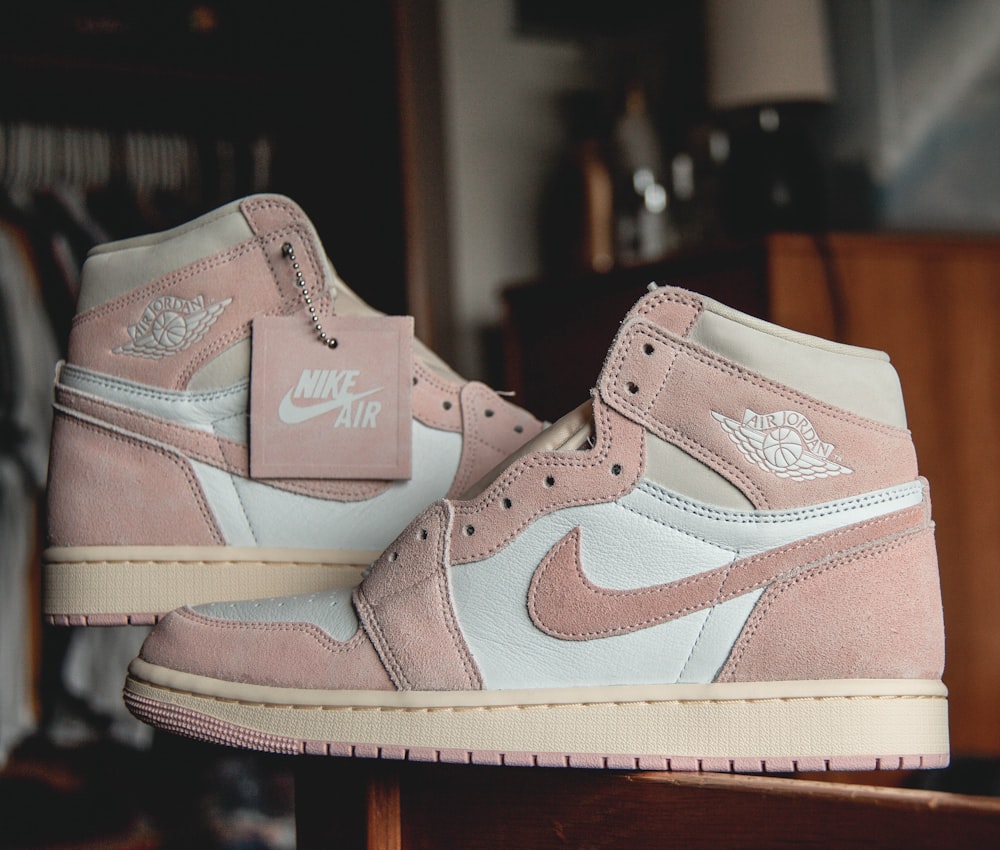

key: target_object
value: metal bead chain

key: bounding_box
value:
[281,242,338,349]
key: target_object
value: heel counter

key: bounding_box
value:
[717,520,945,683]
[46,407,224,548]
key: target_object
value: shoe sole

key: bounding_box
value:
[43,546,375,625]
[123,659,949,772]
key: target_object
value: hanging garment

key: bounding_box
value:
[0,219,58,766]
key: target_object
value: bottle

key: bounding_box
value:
[612,80,679,265]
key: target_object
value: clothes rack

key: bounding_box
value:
[0,119,274,767]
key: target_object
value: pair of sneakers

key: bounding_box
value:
[46,194,949,772]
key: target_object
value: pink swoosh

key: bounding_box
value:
[277,387,382,424]
[527,505,926,641]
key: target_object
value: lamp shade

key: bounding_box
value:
[706,0,835,109]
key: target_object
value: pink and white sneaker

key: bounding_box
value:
[123,285,949,772]
[44,195,543,626]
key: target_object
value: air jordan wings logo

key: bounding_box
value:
[713,408,853,480]
[114,294,231,359]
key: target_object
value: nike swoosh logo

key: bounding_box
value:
[277,387,382,424]
[527,505,925,641]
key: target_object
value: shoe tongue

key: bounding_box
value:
[532,399,593,452]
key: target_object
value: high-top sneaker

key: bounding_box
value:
[123,285,948,772]
[44,195,543,625]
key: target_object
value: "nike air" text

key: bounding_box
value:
[278,368,384,428]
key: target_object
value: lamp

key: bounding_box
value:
[705,0,836,235]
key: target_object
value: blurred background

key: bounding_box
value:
[1,1,998,847]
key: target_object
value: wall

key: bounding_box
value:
[827,0,1000,232]
[438,0,596,380]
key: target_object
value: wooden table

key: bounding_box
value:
[295,759,1000,849]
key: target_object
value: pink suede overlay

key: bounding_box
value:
[628,286,704,334]
[527,503,928,640]
[448,382,546,498]
[448,397,647,565]
[411,356,543,496]
[354,504,482,691]
[240,196,320,245]
[53,383,391,502]
[411,360,464,432]
[46,408,224,547]
[138,607,394,690]
[599,320,918,509]
[717,521,945,683]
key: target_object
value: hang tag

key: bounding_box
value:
[250,315,413,479]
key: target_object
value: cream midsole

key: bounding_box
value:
[43,546,375,614]
[44,545,380,565]
[126,660,949,758]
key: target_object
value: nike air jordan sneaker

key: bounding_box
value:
[123,285,949,772]
[44,195,543,625]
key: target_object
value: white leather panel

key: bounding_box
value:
[192,424,462,550]
[624,478,925,557]
[195,587,360,641]
[60,363,247,434]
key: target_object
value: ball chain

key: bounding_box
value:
[281,242,338,349]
